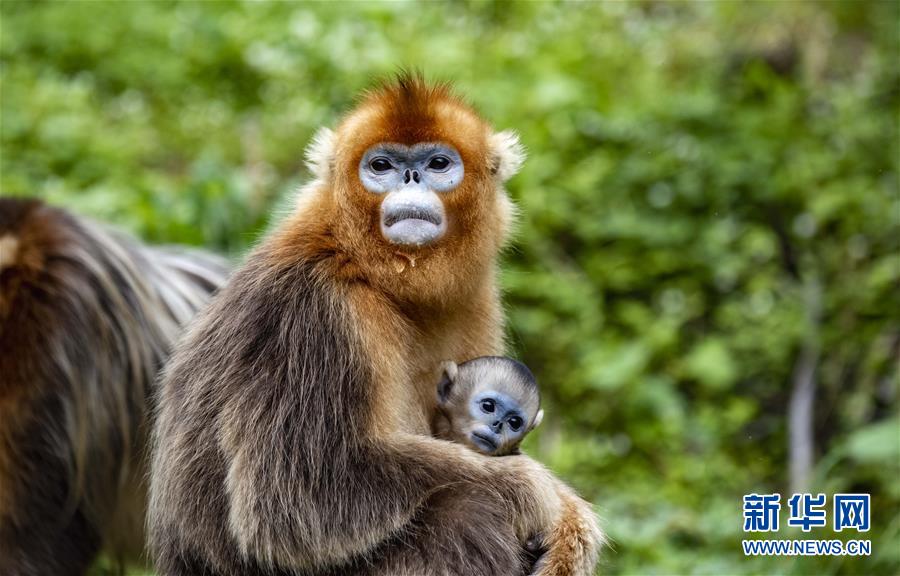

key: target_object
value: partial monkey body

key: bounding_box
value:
[0,197,228,576]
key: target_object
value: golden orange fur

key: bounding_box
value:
[273,75,515,309]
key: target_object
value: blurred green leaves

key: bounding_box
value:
[682,338,738,391]
[843,418,900,468]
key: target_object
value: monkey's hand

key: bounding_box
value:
[378,435,602,576]
[527,483,604,576]
[487,456,603,575]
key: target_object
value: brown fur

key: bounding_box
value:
[149,74,602,576]
[0,197,229,575]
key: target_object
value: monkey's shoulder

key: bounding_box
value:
[165,252,367,400]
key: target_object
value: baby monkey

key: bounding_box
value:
[434,356,543,456]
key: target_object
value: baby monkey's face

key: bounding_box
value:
[437,358,543,456]
[463,388,536,455]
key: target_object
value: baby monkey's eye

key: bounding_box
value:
[427,156,451,171]
[370,157,393,172]
[480,399,495,413]
[508,416,523,431]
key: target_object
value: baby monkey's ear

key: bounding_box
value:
[531,409,544,430]
[437,361,459,404]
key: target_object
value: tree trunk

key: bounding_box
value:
[788,275,822,494]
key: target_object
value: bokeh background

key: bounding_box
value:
[2,1,898,574]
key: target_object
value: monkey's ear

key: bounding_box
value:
[531,409,544,430]
[489,130,526,182]
[304,127,336,180]
[437,361,458,404]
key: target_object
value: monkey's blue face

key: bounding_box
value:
[359,143,464,248]
[467,390,529,455]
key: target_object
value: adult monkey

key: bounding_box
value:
[150,75,603,576]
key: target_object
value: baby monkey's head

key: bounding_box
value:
[437,356,543,456]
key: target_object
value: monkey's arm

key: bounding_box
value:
[220,399,566,572]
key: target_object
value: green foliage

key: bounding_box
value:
[2,1,897,574]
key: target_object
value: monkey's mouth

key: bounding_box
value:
[470,431,498,454]
[383,207,441,228]
[380,203,447,248]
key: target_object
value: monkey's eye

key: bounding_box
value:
[369,157,393,172]
[427,156,451,171]
[508,416,523,431]
[480,399,495,413]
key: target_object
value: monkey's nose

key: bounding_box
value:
[491,421,503,433]
[403,169,421,184]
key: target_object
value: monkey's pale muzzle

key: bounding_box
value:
[380,187,447,247]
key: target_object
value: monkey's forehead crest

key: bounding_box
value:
[339,75,490,156]
[301,75,526,189]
